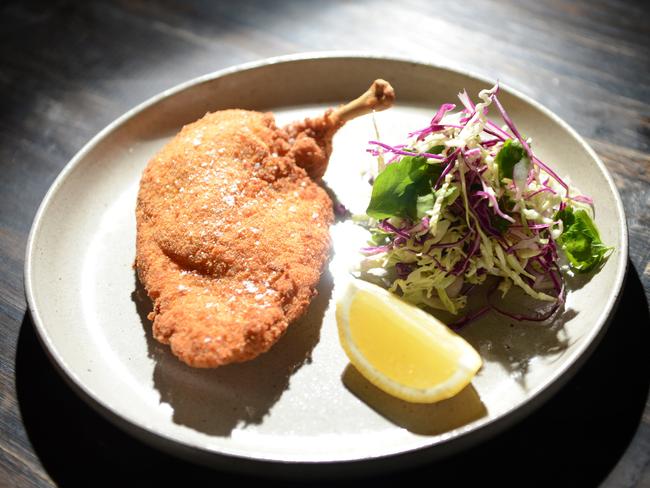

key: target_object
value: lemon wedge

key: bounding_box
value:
[336,278,482,404]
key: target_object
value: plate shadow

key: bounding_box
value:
[438,283,574,389]
[131,268,333,436]
[342,365,487,435]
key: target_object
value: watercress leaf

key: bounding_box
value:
[556,208,611,272]
[427,144,446,154]
[425,163,444,189]
[367,156,443,220]
[555,208,575,228]
[416,193,434,219]
[496,139,526,180]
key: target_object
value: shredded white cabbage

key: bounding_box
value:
[357,84,600,317]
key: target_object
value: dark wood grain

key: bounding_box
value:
[1,1,648,486]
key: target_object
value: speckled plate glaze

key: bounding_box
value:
[25,54,627,477]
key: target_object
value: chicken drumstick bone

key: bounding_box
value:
[286,79,395,180]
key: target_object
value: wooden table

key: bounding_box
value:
[2,1,648,486]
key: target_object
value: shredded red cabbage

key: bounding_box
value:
[359,82,599,326]
[367,141,444,161]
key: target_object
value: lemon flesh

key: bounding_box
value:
[337,279,482,403]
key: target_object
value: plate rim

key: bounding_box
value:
[24,51,629,471]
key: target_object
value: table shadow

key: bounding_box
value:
[14,261,649,487]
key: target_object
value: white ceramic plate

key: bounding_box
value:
[25,54,627,475]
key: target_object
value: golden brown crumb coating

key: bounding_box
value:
[135,110,333,367]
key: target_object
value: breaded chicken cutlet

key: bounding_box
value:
[135,80,395,367]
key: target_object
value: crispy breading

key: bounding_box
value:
[135,80,394,367]
[136,110,333,367]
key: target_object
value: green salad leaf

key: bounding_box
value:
[415,193,435,219]
[428,144,446,154]
[366,155,443,220]
[556,208,612,272]
[496,139,526,180]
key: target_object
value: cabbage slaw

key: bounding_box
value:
[357,83,611,326]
